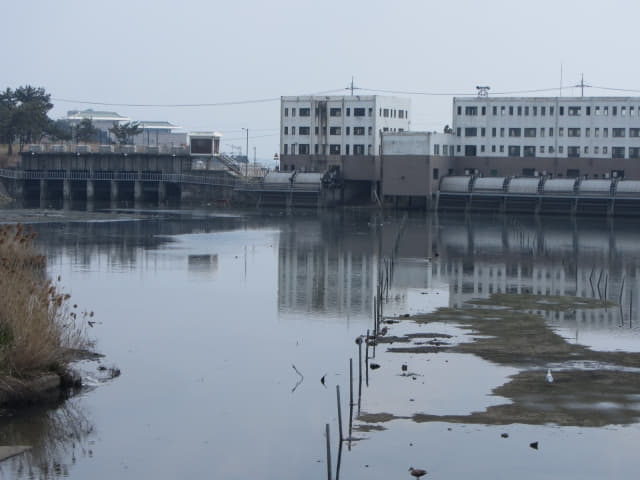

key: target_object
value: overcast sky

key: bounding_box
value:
[3,0,638,163]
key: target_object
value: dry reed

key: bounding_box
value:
[0,223,90,378]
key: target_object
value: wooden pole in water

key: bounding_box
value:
[349,358,354,443]
[604,274,608,305]
[325,423,332,480]
[365,329,370,386]
[630,289,633,326]
[336,385,343,442]
[619,276,626,304]
[358,337,362,414]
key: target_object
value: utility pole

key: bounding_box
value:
[242,128,249,177]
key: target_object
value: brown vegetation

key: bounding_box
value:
[0,224,90,380]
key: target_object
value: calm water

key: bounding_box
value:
[2,208,640,479]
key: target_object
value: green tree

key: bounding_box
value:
[109,121,141,145]
[75,118,98,143]
[0,86,53,153]
[47,119,72,142]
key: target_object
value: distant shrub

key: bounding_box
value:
[0,223,90,377]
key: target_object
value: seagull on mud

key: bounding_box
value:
[546,368,554,384]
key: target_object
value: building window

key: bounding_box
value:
[595,128,600,137]
[481,128,486,137]
[595,106,601,115]
[559,106,564,115]
[568,106,581,116]
[509,106,514,115]
[456,145,461,153]
[558,146,564,154]
[465,106,478,115]
[549,146,554,153]
[368,126,373,135]
[541,106,546,116]
[465,127,477,137]
[346,127,350,135]
[603,128,608,137]
[299,126,310,135]
[501,106,506,115]
[568,146,580,157]
[584,146,589,154]
[525,106,529,116]
[292,108,296,117]
[524,128,536,137]
[353,127,365,136]
[585,128,590,137]
[630,147,640,158]
[533,106,538,116]
[594,146,600,154]
[298,144,309,154]
[540,128,545,137]
[612,146,625,158]
[291,126,296,135]
[368,108,373,117]
[284,108,289,117]
[508,128,521,137]
[353,108,365,117]
[559,127,564,137]
[500,127,505,137]
[314,126,319,135]
[443,145,448,155]
[508,145,521,156]
[457,106,462,115]
[630,128,640,137]
[480,145,485,153]
[314,144,319,154]
[346,108,350,116]
[549,128,554,136]
[613,106,618,116]
[586,106,591,115]
[550,106,555,115]
[299,108,310,117]
[523,146,536,157]
[604,106,609,116]
[345,144,350,155]
[329,127,341,135]
[492,145,496,152]
[603,146,608,154]
[517,106,522,116]
[499,145,505,153]
[465,145,477,156]
[433,168,439,180]
[353,144,365,155]
[481,106,486,115]
[329,144,341,154]
[540,145,545,154]
[568,128,580,137]
[613,128,626,138]
[492,106,497,115]
[434,144,440,155]
[284,126,288,135]
[283,144,288,154]
[330,108,342,117]
[631,106,636,116]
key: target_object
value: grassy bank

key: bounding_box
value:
[0,224,91,403]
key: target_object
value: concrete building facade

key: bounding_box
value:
[451,96,640,178]
[279,95,410,177]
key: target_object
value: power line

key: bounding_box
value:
[51,88,345,108]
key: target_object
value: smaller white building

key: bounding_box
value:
[134,121,187,148]
[280,95,410,157]
[382,131,455,156]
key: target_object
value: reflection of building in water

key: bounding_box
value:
[277,218,378,317]
[429,216,640,328]
[188,254,218,275]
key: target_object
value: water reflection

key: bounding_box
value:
[0,398,94,479]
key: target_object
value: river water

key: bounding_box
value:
[2,208,640,479]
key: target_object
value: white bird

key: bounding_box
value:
[546,368,554,383]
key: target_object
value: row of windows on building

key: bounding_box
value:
[458,144,638,158]
[282,143,373,155]
[283,106,408,119]
[283,126,406,136]
[458,126,640,138]
[457,104,640,117]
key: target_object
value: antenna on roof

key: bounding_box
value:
[346,77,360,96]
[575,73,591,97]
[476,86,490,97]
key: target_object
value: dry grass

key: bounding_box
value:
[0,224,90,378]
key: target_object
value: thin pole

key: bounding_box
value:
[365,329,370,387]
[358,339,362,414]
[348,358,354,442]
[325,424,332,480]
[336,385,343,442]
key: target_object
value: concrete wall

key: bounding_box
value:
[20,153,187,174]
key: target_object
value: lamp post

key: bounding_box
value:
[242,127,249,177]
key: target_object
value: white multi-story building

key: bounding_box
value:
[452,96,640,162]
[280,95,410,159]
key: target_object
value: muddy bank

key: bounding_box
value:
[358,293,640,429]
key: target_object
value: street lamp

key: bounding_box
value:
[241,127,249,177]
